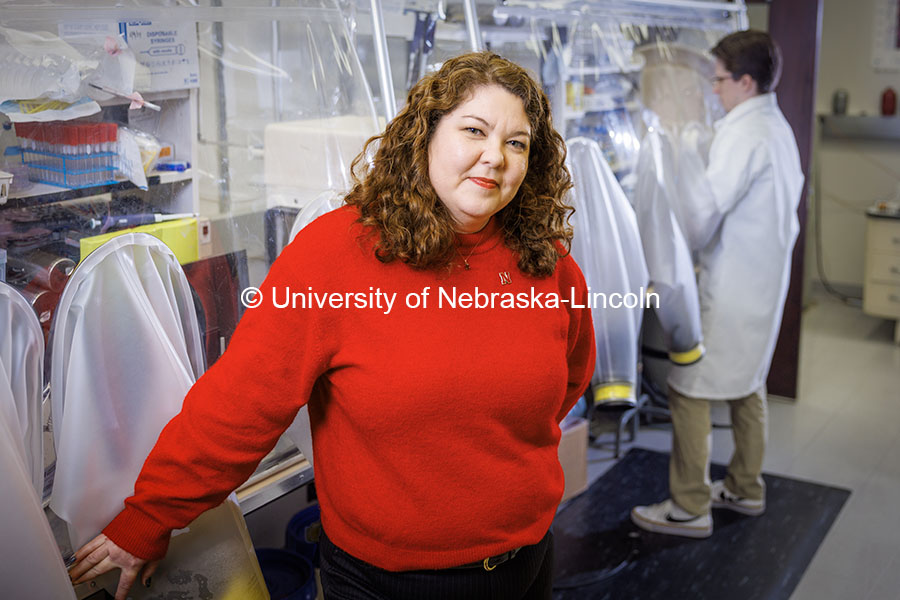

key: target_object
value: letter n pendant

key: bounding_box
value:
[498,271,512,285]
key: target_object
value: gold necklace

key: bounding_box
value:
[456,226,489,270]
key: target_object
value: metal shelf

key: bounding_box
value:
[97,88,190,108]
[494,0,745,29]
[154,168,194,185]
[236,454,314,515]
[567,63,643,76]
[819,115,900,142]
[5,169,193,207]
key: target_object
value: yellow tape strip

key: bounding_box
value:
[669,344,705,365]
[593,383,634,405]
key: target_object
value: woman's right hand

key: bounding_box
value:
[68,533,160,600]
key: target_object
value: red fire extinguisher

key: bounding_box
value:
[881,87,897,116]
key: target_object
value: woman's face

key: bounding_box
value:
[427,85,531,233]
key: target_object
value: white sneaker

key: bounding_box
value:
[710,480,765,516]
[630,499,713,538]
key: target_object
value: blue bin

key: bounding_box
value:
[286,504,321,566]
[255,548,317,600]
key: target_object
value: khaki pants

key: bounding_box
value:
[668,387,767,516]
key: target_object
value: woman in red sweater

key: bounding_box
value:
[69,51,594,600]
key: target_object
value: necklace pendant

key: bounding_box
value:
[463,260,471,270]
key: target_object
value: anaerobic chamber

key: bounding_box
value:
[0,0,383,595]
[0,0,749,594]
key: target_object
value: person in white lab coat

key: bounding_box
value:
[631,30,805,538]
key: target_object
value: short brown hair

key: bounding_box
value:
[345,51,573,277]
[711,30,782,93]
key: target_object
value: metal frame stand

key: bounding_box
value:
[586,388,649,459]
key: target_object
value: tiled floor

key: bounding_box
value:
[580,291,900,600]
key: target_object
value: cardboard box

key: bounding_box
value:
[558,416,589,503]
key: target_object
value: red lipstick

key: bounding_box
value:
[470,177,498,189]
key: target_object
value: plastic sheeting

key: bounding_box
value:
[49,233,205,548]
[289,189,345,243]
[488,2,740,191]
[49,233,268,598]
[566,137,648,406]
[0,26,86,105]
[0,402,76,600]
[634,43,719,137]
[0,281,74,599]
[666,120,718,253]
[0,24,147,122]
[0,281,44,494]
[633,128,704,364]
[192,0,381,215]
[635,42,719,252]
[630,37,720,364]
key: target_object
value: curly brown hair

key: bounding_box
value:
[345,51,573,277]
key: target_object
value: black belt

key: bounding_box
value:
[451,547,521,571]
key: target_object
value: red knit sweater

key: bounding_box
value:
[104,206,595,571]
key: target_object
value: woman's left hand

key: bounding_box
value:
[68,533,159,600]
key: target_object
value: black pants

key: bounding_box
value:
[319,529,554,600]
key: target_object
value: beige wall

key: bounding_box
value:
[812,0,900,290]
[746,4,769,31]
[742,1,899,293]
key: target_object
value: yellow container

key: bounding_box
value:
[80,218,199,265]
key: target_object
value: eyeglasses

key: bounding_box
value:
[710,75,733,85]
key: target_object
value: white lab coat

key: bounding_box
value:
[668,93,804,399]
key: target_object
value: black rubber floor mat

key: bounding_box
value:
[552,447,850,600]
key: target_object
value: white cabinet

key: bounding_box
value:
[863,213,900,343]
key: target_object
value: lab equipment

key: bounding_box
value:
[49,233,268,598]
[88,82,161,111]
[155,159,190,171]
[0,281,75,599]
[0,398,77,600]
[49,233,205,548]
[79,217,199,264]
[6,249,75,292]
[633,127,705,363]
[15,121,118,189]
[566,137,648,406]
[88,211,195,233]
[0,281,45,494]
